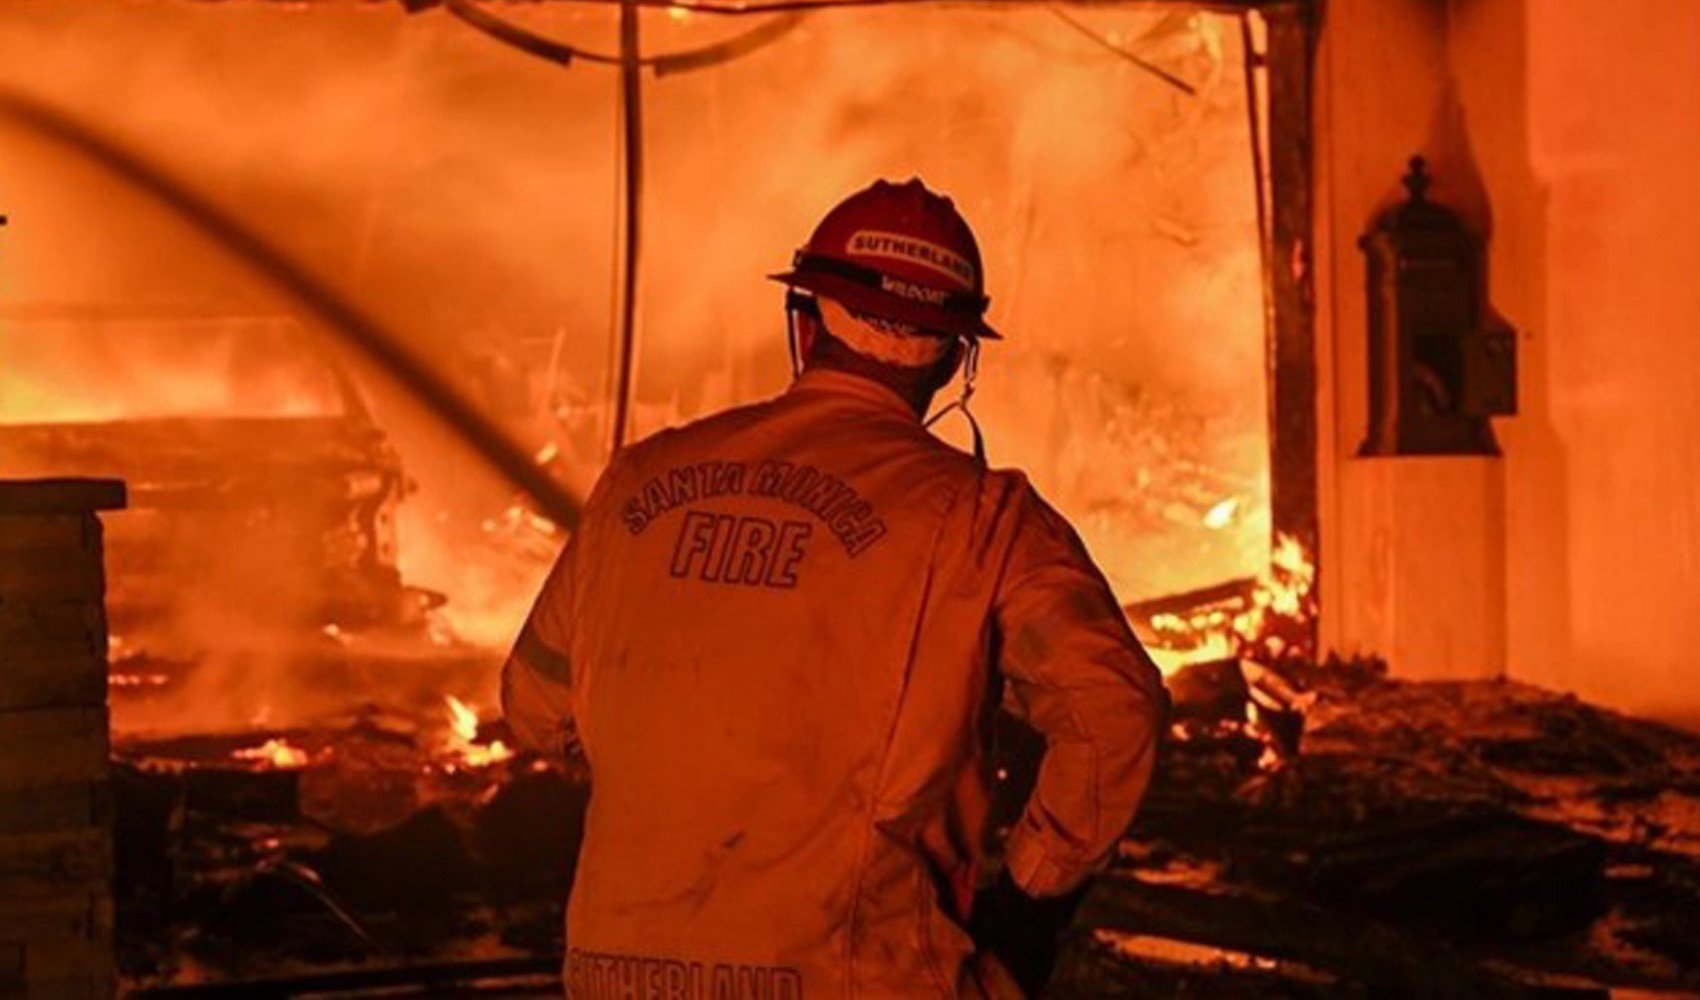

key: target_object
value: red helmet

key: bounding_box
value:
[769,178,1000,340]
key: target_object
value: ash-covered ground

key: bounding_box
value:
[115,659,1700,997]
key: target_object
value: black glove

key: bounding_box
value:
[968,869,1087,997]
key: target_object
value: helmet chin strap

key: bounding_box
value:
[792,294,987,465]
[786,306,803,379]
[924,337,986,465]
[785,291,817,379]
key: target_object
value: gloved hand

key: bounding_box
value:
[967,869,1087,997]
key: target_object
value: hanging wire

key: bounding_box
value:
[1046,5,1196,95]
[444,0,601,64]
[433,0,1213,464]
[1239,11,1276,379]
[427,0,1267,19]
[443,0,805,74]
[439,0,806,455]
[649,11,805,76]
[609,0,643,452]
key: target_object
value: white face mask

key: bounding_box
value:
[817,297,952,369]
[786,294,987,464]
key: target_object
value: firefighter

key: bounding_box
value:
[502,178,1169,998]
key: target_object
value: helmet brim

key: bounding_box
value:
[768,270,1002,341]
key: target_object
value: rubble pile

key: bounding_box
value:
[110,658,1700,996]
[112,707,587,993]
[1056,659,1700,996]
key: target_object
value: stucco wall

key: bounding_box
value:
[1456,0,1700,725]
[1314,0,1510,681]
[1319,0,1700,726]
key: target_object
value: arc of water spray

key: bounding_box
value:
[0,88,583,531]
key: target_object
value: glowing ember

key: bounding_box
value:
[1146,634,1234,677]
[480,503,559,542]
[442,696,514,769]
[446,695,480,742]
[1202,497,1240,530]
[1231,534,1318,661]
[111,673,171,689]
[232,738,310,770]
[1259,534,1317,618]
[426,618,457,648]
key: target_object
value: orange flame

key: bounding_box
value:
[1202,497,1239,530]
[442,696,514,769]
[232,737,310,770]
[1233,534,1317,650]
[446,695,480,742]
[1140,533,1317,674]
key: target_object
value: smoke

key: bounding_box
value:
[0,1,1268,733]
[632,5,1270,597]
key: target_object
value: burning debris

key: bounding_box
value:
[102,646,1700,995]
[979,552,1700,995]
[1134,532,1320,672]
[1097,534,1322,781]
[0,318,508,745]
[441,697,514,772]
[231,739,311,771]
[112,696,587,990]
[0,319,433,632]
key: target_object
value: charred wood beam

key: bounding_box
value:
[1047,6,1197,94]
[441,1,805,76]
[1261,2,1321,638]
[1123,576,1257,625]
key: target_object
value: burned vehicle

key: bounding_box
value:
[0,315,441,661]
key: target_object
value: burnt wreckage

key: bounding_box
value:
[0,325,440,647]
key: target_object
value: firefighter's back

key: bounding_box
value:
[562,370,994,996]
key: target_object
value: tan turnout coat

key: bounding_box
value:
[503,368,1167,997]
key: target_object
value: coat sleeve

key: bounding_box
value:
[991,482,1169,898]
[501,450,635,761]
[500,532,582,764]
